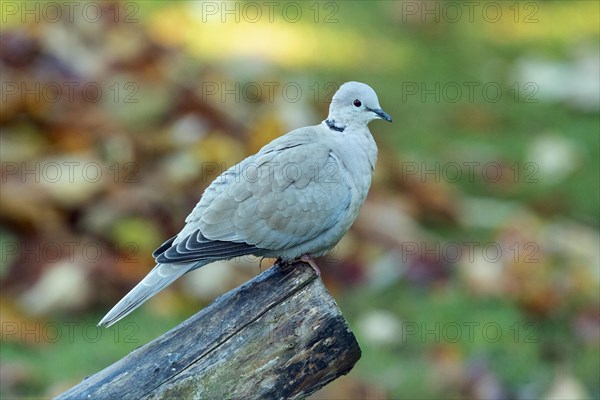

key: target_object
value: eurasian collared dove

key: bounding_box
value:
[99,81,391,327]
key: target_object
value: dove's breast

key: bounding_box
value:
[322,128,378,236]
[329,128,378,203]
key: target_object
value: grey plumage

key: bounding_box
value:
[98,81,391,327]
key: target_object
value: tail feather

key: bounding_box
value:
[98,261,203,327]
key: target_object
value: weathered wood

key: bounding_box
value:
[57,261,361,399]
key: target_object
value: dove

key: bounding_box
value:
[98,81,391,327]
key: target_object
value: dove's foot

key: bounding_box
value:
[276,255,321,276]
[299,254,321,277]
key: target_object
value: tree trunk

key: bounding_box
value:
[56,261,361,399]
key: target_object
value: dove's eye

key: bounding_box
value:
[353,99,362,107]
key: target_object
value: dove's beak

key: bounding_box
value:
[368,107,392,122]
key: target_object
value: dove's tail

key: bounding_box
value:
[98,261,204,327]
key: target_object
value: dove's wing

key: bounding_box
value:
[154,126,353,263]
[153,233,262,263]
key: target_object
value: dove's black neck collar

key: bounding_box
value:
[325,119,345,132]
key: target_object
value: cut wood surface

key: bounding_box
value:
[57,261,362,399]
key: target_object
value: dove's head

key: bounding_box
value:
[327,81,392,128]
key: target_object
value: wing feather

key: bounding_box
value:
[155,230,260,263]
[152,126,352,263]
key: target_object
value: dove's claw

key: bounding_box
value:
[299,254,321,277]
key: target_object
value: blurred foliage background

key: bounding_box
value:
[1,1,598,399]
